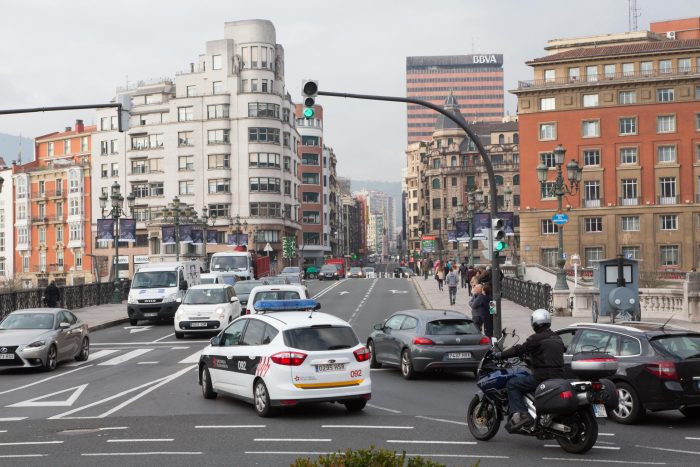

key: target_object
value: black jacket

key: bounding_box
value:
[44,284,60,306]
[500,328,566,381]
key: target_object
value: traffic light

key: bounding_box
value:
[352,253,357,260]
[480,228,492,261]
[492,218,507,252]
[117,94,131,132]
[301,80,318,119]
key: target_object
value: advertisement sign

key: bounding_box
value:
[207,230,218,244]
[420,235,437,253]
[447,230,456,242]
[472,213,491,239]
[119,219,136,242]
[179,224,193,243]
[227,233,249,246]
[455,220,469,241]
[134,255,150,264]
[161,226,176,245]
[97,219,114,241]
[191,229,203,245]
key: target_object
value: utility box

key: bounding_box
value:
[593,257,640,319]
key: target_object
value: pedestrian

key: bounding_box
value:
[471,269,482,291]
[446,266,459,305]
[469,284,484,332]
[459,261,468,288]
[479,267,492,287]
[480,284,494,338]
[466,265,476,296]
[423,258,430,280]
[44,280,60,308]
[436,266,445,291]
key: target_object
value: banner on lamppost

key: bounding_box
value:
[238,233,249,246]
[179,224,193,243]
[447,230,456,242]
[498,211,515,236]
[97,219,114,241]
[455,220,470,241]
[472,213,491,239]
[227,233,249,246]
[207,230,218,244]
[191,229,204,245]
[162,226,176,245]
[119,219,136,242]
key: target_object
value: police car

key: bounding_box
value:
[198,299,371,417]
[244,284,309,315]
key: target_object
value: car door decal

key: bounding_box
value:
[203,354,261,375]
[256,356,271,377]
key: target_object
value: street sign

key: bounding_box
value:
[626,253,633,260]
[552,213,569,225]
[264,242,273,252]
[563,253,568,260]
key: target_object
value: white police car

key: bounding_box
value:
[198,299,371,417]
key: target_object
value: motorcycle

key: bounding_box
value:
[467,329,619,454]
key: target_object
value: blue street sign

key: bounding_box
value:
[626,253,633,260]
[552,213,569,225]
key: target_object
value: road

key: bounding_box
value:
[1,277,699,466]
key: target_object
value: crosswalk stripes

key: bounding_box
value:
[62,347,203,367]
[98,349,154,366]
[64,349,121,367]
[178,351,202,364]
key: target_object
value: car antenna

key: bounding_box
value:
[659,313,675,331]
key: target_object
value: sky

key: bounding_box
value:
[1,0,699,181]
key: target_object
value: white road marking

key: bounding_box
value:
[137,362,159,365]
[312,281,343,299]
[389,290,408,294]
[107,439,173,443]
[195,425,266,429]
[387,440,476,445]
[92,341,208,346]
[349,278,377,324]
[369,368,392,371]
[178,350,202,364]
[98,349,153,366]
[170,346,189,350]
[98,427,128,430]
[254,438,331,442]
[82,452,201,456]
[636,445,700,455]
[545,444,620,450]
[321,425,413,429]
[338,291,349,295]
[415,415,468,426]
[367,403,401,414]
[0,441,63,446]
[0,417,27,421]
[0,430,6,433]
[64,349,121,367]
[599,433,616,436]
[686,437,700,440]
[543,458,665,465]
[0,366,91,396]
[245,451,334,456]
[152,333,174,342]
[0,454,48,458]
[6,384,88,407]
[408,453,509,459]
[123,325,153,334]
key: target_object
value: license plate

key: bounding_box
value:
[144,313,158,317]
[190,322,208,327]
[447,352,472,359]
[0,354,15,360]
[593,403,607,418]
[316,363,345,372]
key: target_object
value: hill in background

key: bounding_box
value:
[0,133,34,165]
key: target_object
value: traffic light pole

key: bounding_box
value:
[0,103,128,131]
[317,90,503,337]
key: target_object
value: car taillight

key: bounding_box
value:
[559,390,573,399]
[354,347,371,362]
[412,337,435,345]
[591,382,603,392]
[271,351,307,366]
[645,361,678,380]
[479,336,491,345]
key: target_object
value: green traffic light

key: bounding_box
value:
[303,107,315,119]
[495,241,507,252]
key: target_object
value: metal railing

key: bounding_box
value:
[517,66,700,90]
[502,276,552,312]
[0,283,114,321]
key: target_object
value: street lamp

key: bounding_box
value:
[99,181,135,304]
[161,196,199,261]
[536,144,582,290]
[200,206,217,265]
[466,187,483,267]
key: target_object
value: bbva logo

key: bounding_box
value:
[473,55,498,64]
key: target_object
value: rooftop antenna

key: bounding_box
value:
[17,133,22,165]
[628,0,641,32]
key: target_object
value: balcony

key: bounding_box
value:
[583,199,601,208]
[658,196,678,205]
[619,197,639,206]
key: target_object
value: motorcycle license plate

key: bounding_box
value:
[447,352,472,359]
[592,403,607,418]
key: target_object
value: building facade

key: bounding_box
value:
[0,164,13,283]
[14,120,95,287]
[512,19,700,272]
[93,20,301,277]
[406,54,505,143]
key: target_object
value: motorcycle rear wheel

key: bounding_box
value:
[467,394,500,441]
[556,408,598,454]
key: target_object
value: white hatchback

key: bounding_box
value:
[244,284,309,315]
[174,284,241,338]
[198,305,371,416]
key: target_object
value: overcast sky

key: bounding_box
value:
[1,0,698,181]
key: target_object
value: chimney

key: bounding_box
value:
[75,119,84,133]
[190,62,194,72]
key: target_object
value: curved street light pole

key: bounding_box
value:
[99,181,135,304]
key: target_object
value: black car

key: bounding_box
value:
[557,322,700,424]
[368,309,490,379]
[318,264,339,281]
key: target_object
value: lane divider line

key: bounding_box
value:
[0,441,63,446]
[195,425,266,429]
[0,366,91,396]
[543,457,666,465]
[635,444,700,455]
[321,425,413,429]
[253,438,332,442]
[82,452,202,456]
[107,439,174,443]
[367,403,401,414]
[415,415,468,426]
[64,350,121,367]
[387,440,476,445]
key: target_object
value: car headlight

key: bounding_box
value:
[127,295,137,304]
[334,272,338,276]
[174,309,185,320]
[163,293,178,303]
[215,307,226,320]
[26,340,46,348]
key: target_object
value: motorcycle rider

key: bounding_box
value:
[492,309,566,430]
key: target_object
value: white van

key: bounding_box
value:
[127,261,201,325]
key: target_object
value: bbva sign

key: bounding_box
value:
[472,55,499,64]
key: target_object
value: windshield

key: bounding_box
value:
[234,281,264,294]
[363,268,375,273]
[652,335,700,359]
[184,288,227,305]
[200,277,216,284]
[321,266,337,273]
[426,319,479,335]
[283,325,359,351]
[281,267,300,274]
[132,271,178,289]
[0,313,55,330]
[220,275,236,285]
[211,256,248,272]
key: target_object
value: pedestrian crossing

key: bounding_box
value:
[63,346,203,368]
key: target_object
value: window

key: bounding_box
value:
[81,136,88,152]
[604,63,616,78]
[208,178,231,194]
[101,163,108,178]
[540,152,555,168]
[544,69,555,82]
[659,177,677,203]
[659,60,672,74]
[660,214,678,230]
[178,131,194,146]
[302,192,319,203]
[56,225,64,242]
[248,102,280,118]
[301,153,319,165]
[249,177,280,193]
[75,251,82,270]
[283,156,291,172]
[432,198,441,210]
[582,94,598,107]
[255,229,279,243]
[302,135,320,146]
[48,142,54,156]
[622,62,634,76]
[660,245,679,266]
[568,67,580,80]
[179,180,194,195]
[539,123,555,140]
[302,211,320,224]
[621,179,638,204]
[641,61,653,75]
[17,227,28,245]
[619,117,636,135]
[621,246,641,261]
[131,134,163,150]
[302,232,320,245]
[249,152,280,168]
[582,120,600,137]
[178,155,194,171]
[432,158,441,169]
[178,106,194,121]
[186,85,197,97]
[249,127,280,143]
[657,115,676,133]
[69,223,83,242]
[619,91,636,104]
[207,104,229,119]
[212,81,223,94]
[208,203,230,218]
[621,216,640,231]
[584,181,601,207]
[540,181,555,199]
[63,139,70,154]
[657,145,676,163]
[212,54,222,70]
[302,173,319,184]
[207,129,230,144]
[39,227,46,244]
[39,252,46,271]
[584,247,603,267]
[541,248,558,268]
[679,58,692,73]
[584,217,603,232]
[583,149,600,166]
[149,182,163,197]
[69,198,81,216]
[620,147,638,164]
[697,114,700,131]
[540,97,555,110]
[208,154,230,169]
[657,88,675,102]
[111,163,118,177]
[586,65,598,82]
[432,218,441,230]
[56,202,64,218]
[541,219,559,235]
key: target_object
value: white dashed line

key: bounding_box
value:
[636,445,700,455]
[137,362,159,365]
[107,439,173,443]
[82,452,202,456]
[367,403,401,414]
[0,454,48,458]
[415,415,468,426]
[322,425,413,429]
[387,440,476,445]
[0,441,63,446]
[253,439,331,442]
[0,417,27,422]
[543,458,665,465]
[195,425,266,429]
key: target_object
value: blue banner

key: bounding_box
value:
[455,220,469,241]
[207,230,218,244]
[162,226,176,245]
[227,233,249,246]
[119,219,136,242]
[179,224,193,243]
[447,230,456,242]
[97,219,114,241]
[191,229,203,245]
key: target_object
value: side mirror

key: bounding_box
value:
[176,297,182,303]
[210,335,221,346]
[59,322,70,330]
[373,323,384,331]
[314,302,322,310]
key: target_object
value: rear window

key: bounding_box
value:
[283,325,359,351]
[426,319,479,335]
[651,335,700,360]
[255,291,301,301]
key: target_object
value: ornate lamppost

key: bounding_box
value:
[466,187,483,267]
[99,181,135,303]
[536,144,582,290]
[200,206,217,265]
[161,196,198,262]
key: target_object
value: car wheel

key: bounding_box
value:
[344,399,367,412]
[129,318,138,326]
[680,407,700,419]
[254,379,274,417]
[367,340,381,369]
[43,344,58,372]
[175,331,184,339]
[200,365,217,399]
[75,337,90,361]
[611,382,644,424]
[401,348,417,380]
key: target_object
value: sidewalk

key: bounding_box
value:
[411,276,700,337]
[71,302,129,331]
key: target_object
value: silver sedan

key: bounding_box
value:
[0,308,90,371]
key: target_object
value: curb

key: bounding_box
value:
[411,278,432,309]
[88,318,129,332]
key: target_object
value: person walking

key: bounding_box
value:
[423,258,430,280]
[458,262,468,288]
[44,280,61,308]
[446,265,459,305]
[435,264,445,291]
[469,283,484,332]
[480,284,494,338]
[466,265,476,296]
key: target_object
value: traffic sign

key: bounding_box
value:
[552,213,569,225]
[264,242,273,252]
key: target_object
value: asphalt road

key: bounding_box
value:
[1,277,699,466]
